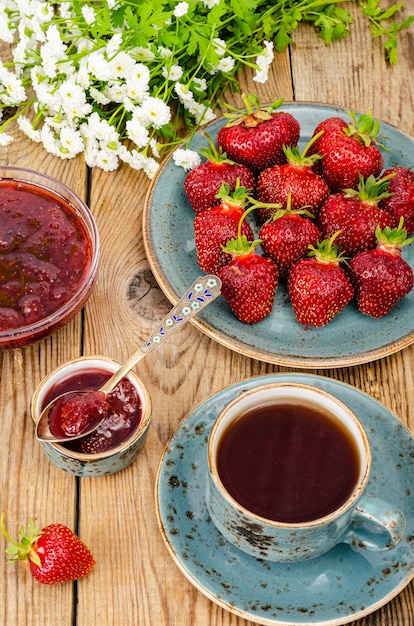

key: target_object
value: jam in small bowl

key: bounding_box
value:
[31,356,152,477]
[0,166,100,350]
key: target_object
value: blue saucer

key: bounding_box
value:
[143,103,414,368]
[156,374,414,626]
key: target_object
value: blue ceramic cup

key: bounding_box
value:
[206,382,406,562]
[31,356,152,477]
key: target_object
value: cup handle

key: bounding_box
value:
[343,494,406,551]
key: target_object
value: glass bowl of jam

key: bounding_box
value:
[0,166,100,350]
[31,356,152,477]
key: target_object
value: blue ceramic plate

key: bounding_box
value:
[143,103,414,368]
[156,374,414,626]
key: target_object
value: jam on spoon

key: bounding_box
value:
[47,390,108,439]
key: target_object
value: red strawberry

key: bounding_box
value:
[194,183,254,274]
[183,133,255,214]
[349,219,414,317]
[1,513,95,585]
[309,111,384,191]
[379,166,414,234]
[256,131,330,222]
[317,174,394,256]
[218,218,278,323]
[259,202,322,279]
[287,234,354,327]
[217,94,300,174]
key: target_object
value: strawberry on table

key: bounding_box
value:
[349,219,414,318]
[287,234,354,327]
[1,513,95,584]
[259,198,322,279]
[309,110,384,192]
[218,213,278,323]
[217,94,300,174]
[317,174,394,257]
[379,166,414,234]
[183,133,255,214]
[256,131,330,222]
[194,182,254,274]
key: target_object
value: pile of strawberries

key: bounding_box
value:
[183,94,414,327]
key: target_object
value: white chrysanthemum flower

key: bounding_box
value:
[40,123,59,155]
[58,78,85,104]
[191,77,207,92]
[87,50,113,81]
[17,116,42,142]
[89,87,111,105]
[128,61,150,83]
[39,54,59,79]
[212,38,226,56]
[84,140,99,167]
[149,138,161,159]
[104,80,128,104]
[192,103,216,124]
[253,40,274,83]
[162,64,183,81]
[96,148,119,171]
[0,13,15,43]
[133,47,155,62]
[0,71,26,104]
[174,82,195,105]
[59,125,85,156]
[59,3,73,19]
[74,66,91,89]
[80,113,119,145]
[0,131,14,147]
[13,38,32,64]
[109,51,136,78]
[36,2,54,23]
[173,148,201,171]
[174,2,189,18]
[140,96,171,128]
[217,56,235,73]
[126,118,150,148]
[126,78,148,102]
[202,0,220,7]
[158,46,173,59]
[77,38,95,55]
[106,33,123,57]
[81,5,96,25]
[45,24,66,52]
[143,156,159,179]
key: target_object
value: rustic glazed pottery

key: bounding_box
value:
[205,382,405,562]
[31,356,151,477]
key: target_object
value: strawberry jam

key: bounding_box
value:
[48,390,108,438]
[42,369,142,454]
[0,179,92,332]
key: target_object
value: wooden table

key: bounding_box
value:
[1,4,413,625]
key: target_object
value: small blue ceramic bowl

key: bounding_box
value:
[31,356,152,477]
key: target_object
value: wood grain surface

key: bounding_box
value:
[1,2,413,625]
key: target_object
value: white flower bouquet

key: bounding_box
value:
[0,0,412,177]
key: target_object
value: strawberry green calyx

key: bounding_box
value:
[215,180,249,207]
[257,192,314,222]
[221,93,285,128]
[221,205,262,256]
[375,217,414,250]
[307,231,346,265]
[200,132,235,164]
[1,512,43,567]
[283,130,324,167]
[344,110,387,149]
[344,173,395,203]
